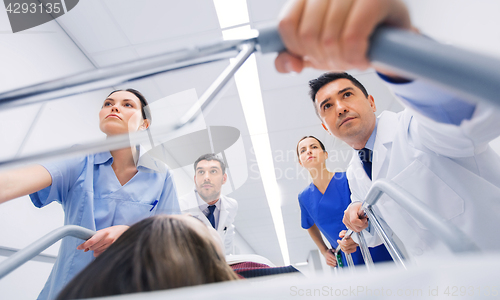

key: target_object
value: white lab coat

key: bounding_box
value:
[347,80,500,262]
[180,190,238,255]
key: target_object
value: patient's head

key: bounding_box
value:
[57,215,239,299]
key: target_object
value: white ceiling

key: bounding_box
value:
[1,0,500,268]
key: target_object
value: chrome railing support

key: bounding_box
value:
[0,225,95,279]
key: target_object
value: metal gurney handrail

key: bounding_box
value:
[0,225,95,279]
[2,26,500,110]
[1,26,500,170]
[339,179,480,270]
[0,41,256,171]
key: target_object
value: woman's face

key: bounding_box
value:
[99,91,149,136]
[297,137,327,168]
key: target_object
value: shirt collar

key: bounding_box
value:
[94,151,113,165]
[195,190,221,211]
[93,145,166,173]
[364,118,379,151]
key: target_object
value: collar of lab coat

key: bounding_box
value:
[195,190,221,212]
[190,190,229,232]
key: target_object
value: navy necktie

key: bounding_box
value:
[207,205,216,228]
[358,148,373,180]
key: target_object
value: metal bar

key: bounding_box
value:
[364,179,479,254]
[0,246,57,264]
[335,229,375,270]
[345,253,355,270]
[176,42,256,128]
[369,28,500,107]
[0,225,95,279]
[335,178,478,269]
[0,26,278,111]
[336,208,407,269]
[335,230,352,254]
[365,207,408,269]
[257,25,500,107]
[0,39,244,110]
[0,125,164,171]
[2,26,500,109]
[0,42,256,171]
[356,231,374,270]
[4,26,497,168]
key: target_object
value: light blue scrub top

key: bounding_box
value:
[30,151,180,300]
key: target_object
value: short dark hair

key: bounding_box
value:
[108,88,152,123]
[309,72,369,105]
[296,135,326,159]
[56,215,239,299]
[194,153,226,174]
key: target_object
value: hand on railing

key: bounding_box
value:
[321,248,338,268]
[337,230,358,254]
[343,202,369,232]
[76,225,129,257]
[274,0,412,73]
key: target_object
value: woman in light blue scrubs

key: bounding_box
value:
[0,89,180,300]
[297,136,392,267]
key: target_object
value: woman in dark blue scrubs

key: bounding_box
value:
[297,136,392,267]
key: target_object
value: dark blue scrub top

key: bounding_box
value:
[298,172,392,265]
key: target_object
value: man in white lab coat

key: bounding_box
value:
[180,153,238,255]
[307,72,500,261]
[273,0,500,262]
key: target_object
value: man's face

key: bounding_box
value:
[194,160,227,203]
[315,78,376,148]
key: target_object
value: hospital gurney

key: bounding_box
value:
[0,25,496,279]
[0,178,478,279]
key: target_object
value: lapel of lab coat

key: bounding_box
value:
[217,195,229,234]
[372,112,399,181]
[184,191,229,233]
[181,191,212,227]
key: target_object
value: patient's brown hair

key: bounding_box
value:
[57,215,239,299]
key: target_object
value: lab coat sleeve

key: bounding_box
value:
[385,79,500,157]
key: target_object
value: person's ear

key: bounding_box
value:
[139,119,150,130]
[222,173,227,185]
[368,95,376,112]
